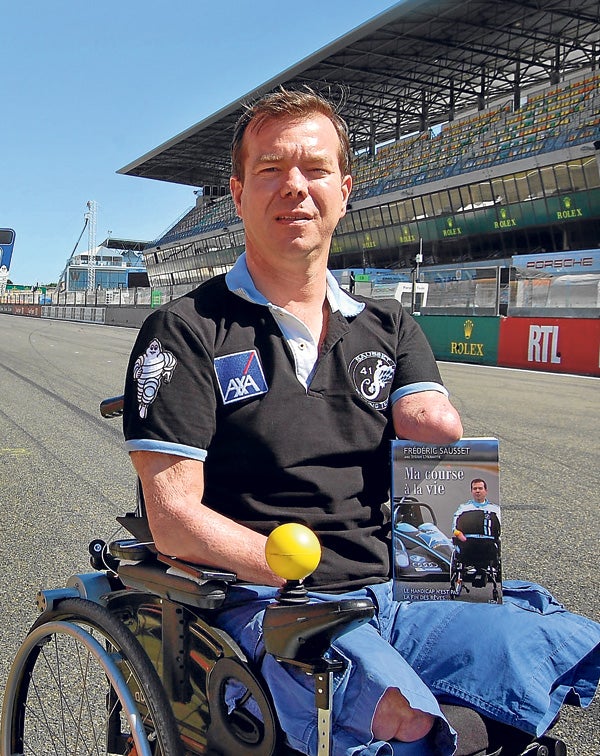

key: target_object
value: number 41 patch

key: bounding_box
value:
[214,350,269,405]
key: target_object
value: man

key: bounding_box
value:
[452,479,501,542]
[451,479,502,601]
[123,88,600,756]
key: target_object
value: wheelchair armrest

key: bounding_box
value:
[108,535,237,610]
[100,395,124,418]
[155,553,237,583]
[117,561,232,610]
[262,598,375,666]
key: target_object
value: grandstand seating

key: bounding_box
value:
[151,72,600,247]
[154,194,239,247]
[351,71,600,199]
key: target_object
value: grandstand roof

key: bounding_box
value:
[100,237,148,252]
[119,0,600,188]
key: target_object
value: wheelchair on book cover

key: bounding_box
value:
[450,510,502,603]
[0,397,567,756]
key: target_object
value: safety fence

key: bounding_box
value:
[1,302,598,377]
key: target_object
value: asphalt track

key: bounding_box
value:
[0,313,598,754]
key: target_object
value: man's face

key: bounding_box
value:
[230,113,351,267]
[471,482,487,503]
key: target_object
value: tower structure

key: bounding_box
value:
[85,200,97,292]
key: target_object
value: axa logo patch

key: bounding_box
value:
[348,351,395,410]
[214,350,268,405]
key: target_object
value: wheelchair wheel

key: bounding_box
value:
[2,598,184,756]
[449,550,463,598]
[206,656,280,755]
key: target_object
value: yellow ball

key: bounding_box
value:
[265,523,322,581]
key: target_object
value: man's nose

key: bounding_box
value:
[281,167,308,197]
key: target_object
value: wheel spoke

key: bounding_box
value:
[2,599,184,756]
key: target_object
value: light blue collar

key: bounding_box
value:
[467,499,490,508]
[225,252,364,317]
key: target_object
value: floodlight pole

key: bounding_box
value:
[86,200,97,293]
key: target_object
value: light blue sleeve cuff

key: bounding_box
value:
[390,382,449,405]
[125,439,208,462]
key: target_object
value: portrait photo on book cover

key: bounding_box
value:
[390,437,501,604]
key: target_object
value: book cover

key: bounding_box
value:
[391,438,501,604]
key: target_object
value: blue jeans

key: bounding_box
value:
[215,580,600,756]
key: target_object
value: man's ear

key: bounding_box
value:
[230,176,243,219]
[340,174,352,217]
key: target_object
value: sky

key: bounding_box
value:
[3,0,397,286]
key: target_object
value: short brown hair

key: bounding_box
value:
[470,478,487,490]
[231,86,352,180]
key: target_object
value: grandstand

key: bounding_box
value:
[117,0,599,318]
[56,237,148,295]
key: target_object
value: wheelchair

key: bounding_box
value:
[450,510,502,604]
[0,397,568,756]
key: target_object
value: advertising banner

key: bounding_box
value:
[417,315,500,365]
[512,249,600,274]
[0,228,16,270]
[498,317,600,376]
[0,304,42,318]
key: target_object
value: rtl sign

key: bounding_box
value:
[498,318,599,376]
[527,325,561,364]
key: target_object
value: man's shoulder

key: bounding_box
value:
[170,275,229,310]
[138,275,264,354]
[149,275,235,322]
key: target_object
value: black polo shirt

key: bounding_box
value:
[123,263,444,592]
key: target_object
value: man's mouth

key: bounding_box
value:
[276,213,311,221]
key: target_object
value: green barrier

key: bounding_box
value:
[416,315,500,365]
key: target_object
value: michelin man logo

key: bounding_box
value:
[348,351,395,410]
[133,338,177,418]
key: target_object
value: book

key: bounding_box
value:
[390,438,501,604]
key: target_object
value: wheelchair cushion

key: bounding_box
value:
[440,704,500,756]
[456,538,499,570]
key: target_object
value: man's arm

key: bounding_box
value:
[392,390,463,443]
[130,450,284,587]
[452,502,469,538]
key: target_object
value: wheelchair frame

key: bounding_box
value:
[450,510,502,604]
[1,524,376,756]
[0,397,569,756]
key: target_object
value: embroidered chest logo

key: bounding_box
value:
[133,338,177,418]
[214,350,268,405]
[348,351,395,410]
